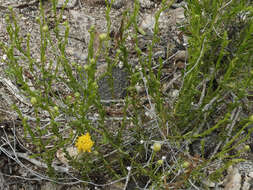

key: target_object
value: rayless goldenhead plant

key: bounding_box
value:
[0,0,253,189]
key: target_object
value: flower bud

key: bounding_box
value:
[31,97,37,105]
[92,82,98,89]
[84,64,90,71]
[118,61,124,69]
[116,49,121,55]
[8,6,13,11]
[89,25,95,32]
[5,15,10,22]
[249,115,253,122]
[244,145,250,151]
[77,65,82,71]
[53,106,59,112]
[152,142,161,152]
[63,21,69,27]
[182,161,190,168]
[35,16,40,23]
[90,58,95,65]
[2,54,7,61]
[99,33,107,41]
[71,62,76,67]
[74,92,80,98]
[157,159,163,165]
[42,25,48,32]
[66,95,72,102]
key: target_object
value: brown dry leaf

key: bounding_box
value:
[175,60,185,69]
[114,17,125,48]
[93,29,101,56]
[174,50,188,61]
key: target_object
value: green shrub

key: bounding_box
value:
[0,0,252,188]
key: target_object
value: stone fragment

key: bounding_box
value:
[69,10,95,44]
[175,50,188,61]
[170,7,185,24]
[171,89,179,99]
[66,47,88,61]
[242,175,251,190]
[202,179,215,188]
[248,171,253,178]
[56,146,78,165]
[139,13,155,35]
[97,64,128,100]
[110,0,125,9]
[106,182,125,190]
[189,132,219,158]
[224,166,242,190]
[41,182,62,190]
[57,0,77,8]
[139,0,154,9]
[158,12,170,30]
[171,1,187,9]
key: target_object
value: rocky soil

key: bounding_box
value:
[0,0,252,189]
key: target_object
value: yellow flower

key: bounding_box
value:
[75,133,94,153]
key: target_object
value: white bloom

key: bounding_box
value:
[2,54,7,60]
[126,166,131,171]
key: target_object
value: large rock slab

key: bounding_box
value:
[97,65,128,100]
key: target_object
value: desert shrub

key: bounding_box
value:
[0,0,252,188]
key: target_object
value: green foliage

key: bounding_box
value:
[0,0,252,188]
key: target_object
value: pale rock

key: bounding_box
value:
[41,182,62,190]
[111,0,125,9]
[139,0,154,9]
[202,179,215,188]
[69,10,95,44]
[66,47,88,61]
[248,171,253,178]
[224,166,242,190]
[97,65,129,100]
[171,89,179,99]
[242,175,250,190]
[170,7,185,24]
[175,50,188,61]
[56,146,78,165]
[107,182,125,190]
[57,0,77,8]
[139,13,155,35]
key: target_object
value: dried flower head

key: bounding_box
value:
[75,133,94,153]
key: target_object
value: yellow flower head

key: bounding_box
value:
[75,133,94,153]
